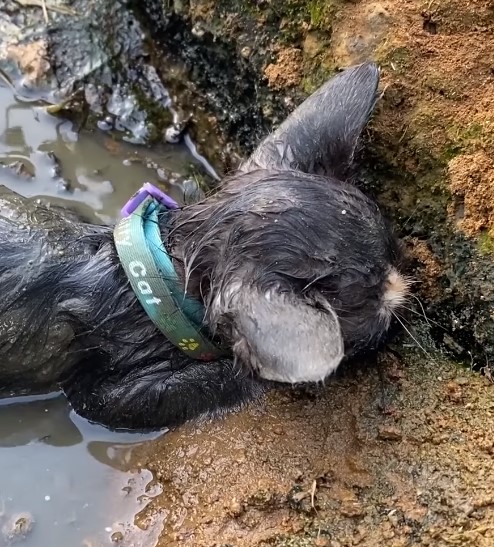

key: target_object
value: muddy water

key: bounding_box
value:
[0,84,203,224]
[0,82,206,546]
[0,394,163,546]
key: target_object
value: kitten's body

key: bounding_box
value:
[0,63,408,430]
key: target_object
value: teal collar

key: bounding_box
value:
[114,184,228,361]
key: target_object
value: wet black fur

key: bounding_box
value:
[0,62,404,430]
[0,170,401,430]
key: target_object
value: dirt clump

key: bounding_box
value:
[264,48,304,90]
[6,41,50,86]
[405,238,444,301]
[448,151,494,238]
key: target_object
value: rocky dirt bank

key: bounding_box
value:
[132,0,494,367]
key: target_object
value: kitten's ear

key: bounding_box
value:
[241,62,380,180]
[211,284,344,384]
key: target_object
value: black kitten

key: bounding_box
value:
[0,62,408,430]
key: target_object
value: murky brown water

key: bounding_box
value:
[0,84,204,224]
[0,81,206,546]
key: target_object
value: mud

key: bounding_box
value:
[133,350,494,546]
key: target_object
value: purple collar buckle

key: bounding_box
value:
[121,182,180,217]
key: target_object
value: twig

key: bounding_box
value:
[41,0,49,22]
[310,479,317,511]
[13,0,77,16]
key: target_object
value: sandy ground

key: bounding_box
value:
[130,350,494,546]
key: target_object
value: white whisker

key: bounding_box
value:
[409,293,431,323]
[393,311,435,361]
[399,304,447,331]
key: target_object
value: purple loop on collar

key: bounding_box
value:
[121,182,179,217]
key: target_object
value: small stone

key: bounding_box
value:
[262,104,273,117]
[2,513,35,541]
[4,160,34,179]
[458,502,474,516]
[227,498,243,517]
[164,125,182,143]
[378,425,403,441]
[456,376,469,385]
[340,501,365,518]
[445,381,463,403]
[388,511,399,527]
[241,46,251,58]
[236,450,247,464]
[111,531,124,542]
[191,24,205,38]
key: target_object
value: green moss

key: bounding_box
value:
[131,85,173,142]
[302,62,337,94]
[477,231,494,255]
[238,0,339,43]
[376,46,411,74]
[448,122,483,143]
[307,0,339,30]
[441,122,489,162]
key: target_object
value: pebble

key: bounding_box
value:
[191,24,205,38]
[2,512,35,541]
[111,531,124,542]
[240,46,251,58]
[377,425,403,441]
[272,425,284,435]
[340,501,365,518]
[388,511,399,527]
[164,125,182,143]
[227,498,243,517]
[445,381,463,403]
